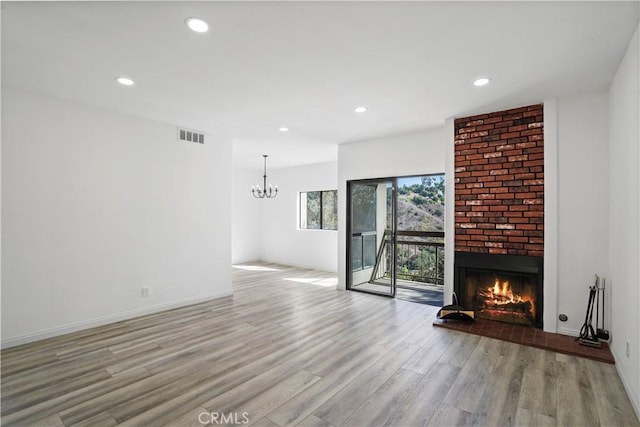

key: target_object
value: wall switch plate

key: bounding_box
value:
[141,287,149,297]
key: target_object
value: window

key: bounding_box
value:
[300,190,337,230]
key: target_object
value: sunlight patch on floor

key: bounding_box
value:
[284,277,338,287]
[233,264,281,272]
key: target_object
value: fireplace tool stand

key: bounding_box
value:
[578,274,606,348]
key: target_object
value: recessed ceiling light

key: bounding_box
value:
[354,106,368,113]
[116,77,134,86]
[473,77,491,87]
[279,127,289,132]
[186,17,209,33]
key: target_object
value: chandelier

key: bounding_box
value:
[252,155,278,199]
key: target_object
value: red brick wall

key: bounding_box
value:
[454,104,544,257]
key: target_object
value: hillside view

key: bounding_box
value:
[394,175,445,285]
[397,175,445,232]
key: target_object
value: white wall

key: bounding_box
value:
[338,127,446,289]
[231,166,263,264]
[608,24,640,415]
[260,162,338,272]
[444,119,455,305]
[1,87,233,347]
[556,90,610,336]
[543,99,559,334]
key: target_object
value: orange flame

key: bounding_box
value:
[489,278,523,304]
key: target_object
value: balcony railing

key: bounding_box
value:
[370,230,445,286]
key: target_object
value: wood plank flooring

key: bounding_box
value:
[1,262,638,426]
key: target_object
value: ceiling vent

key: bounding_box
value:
[177,127,205,144]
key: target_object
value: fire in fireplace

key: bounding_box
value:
[455,252,543,328]
[465,270,537,326]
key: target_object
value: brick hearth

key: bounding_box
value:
[433,317,614,364]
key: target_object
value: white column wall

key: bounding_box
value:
[231,165,264,264]
[555,91,609,336]
[543,99,559,333]
[608,24,640,416]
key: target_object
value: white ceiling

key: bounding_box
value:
[2,1,638,169]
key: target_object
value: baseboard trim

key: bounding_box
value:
[1,290,233,349]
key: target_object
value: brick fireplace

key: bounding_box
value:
[453,104,544,328]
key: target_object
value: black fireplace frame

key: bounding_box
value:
[454,252,544,329]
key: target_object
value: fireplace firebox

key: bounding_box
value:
[454,252,543,329]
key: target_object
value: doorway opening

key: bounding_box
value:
[347,174,445,307]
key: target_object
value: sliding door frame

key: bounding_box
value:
[346,177,398,298]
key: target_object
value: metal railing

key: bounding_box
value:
[370,230,445,286]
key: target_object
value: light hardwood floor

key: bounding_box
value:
[2,262,638,426]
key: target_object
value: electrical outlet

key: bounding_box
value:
[141,287,149,297]
[626,341,630,358]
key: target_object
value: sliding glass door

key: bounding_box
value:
[347,179,397,297]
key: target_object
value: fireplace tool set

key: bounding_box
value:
[578,274,609,348]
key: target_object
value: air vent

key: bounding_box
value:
[177,127,205,144]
